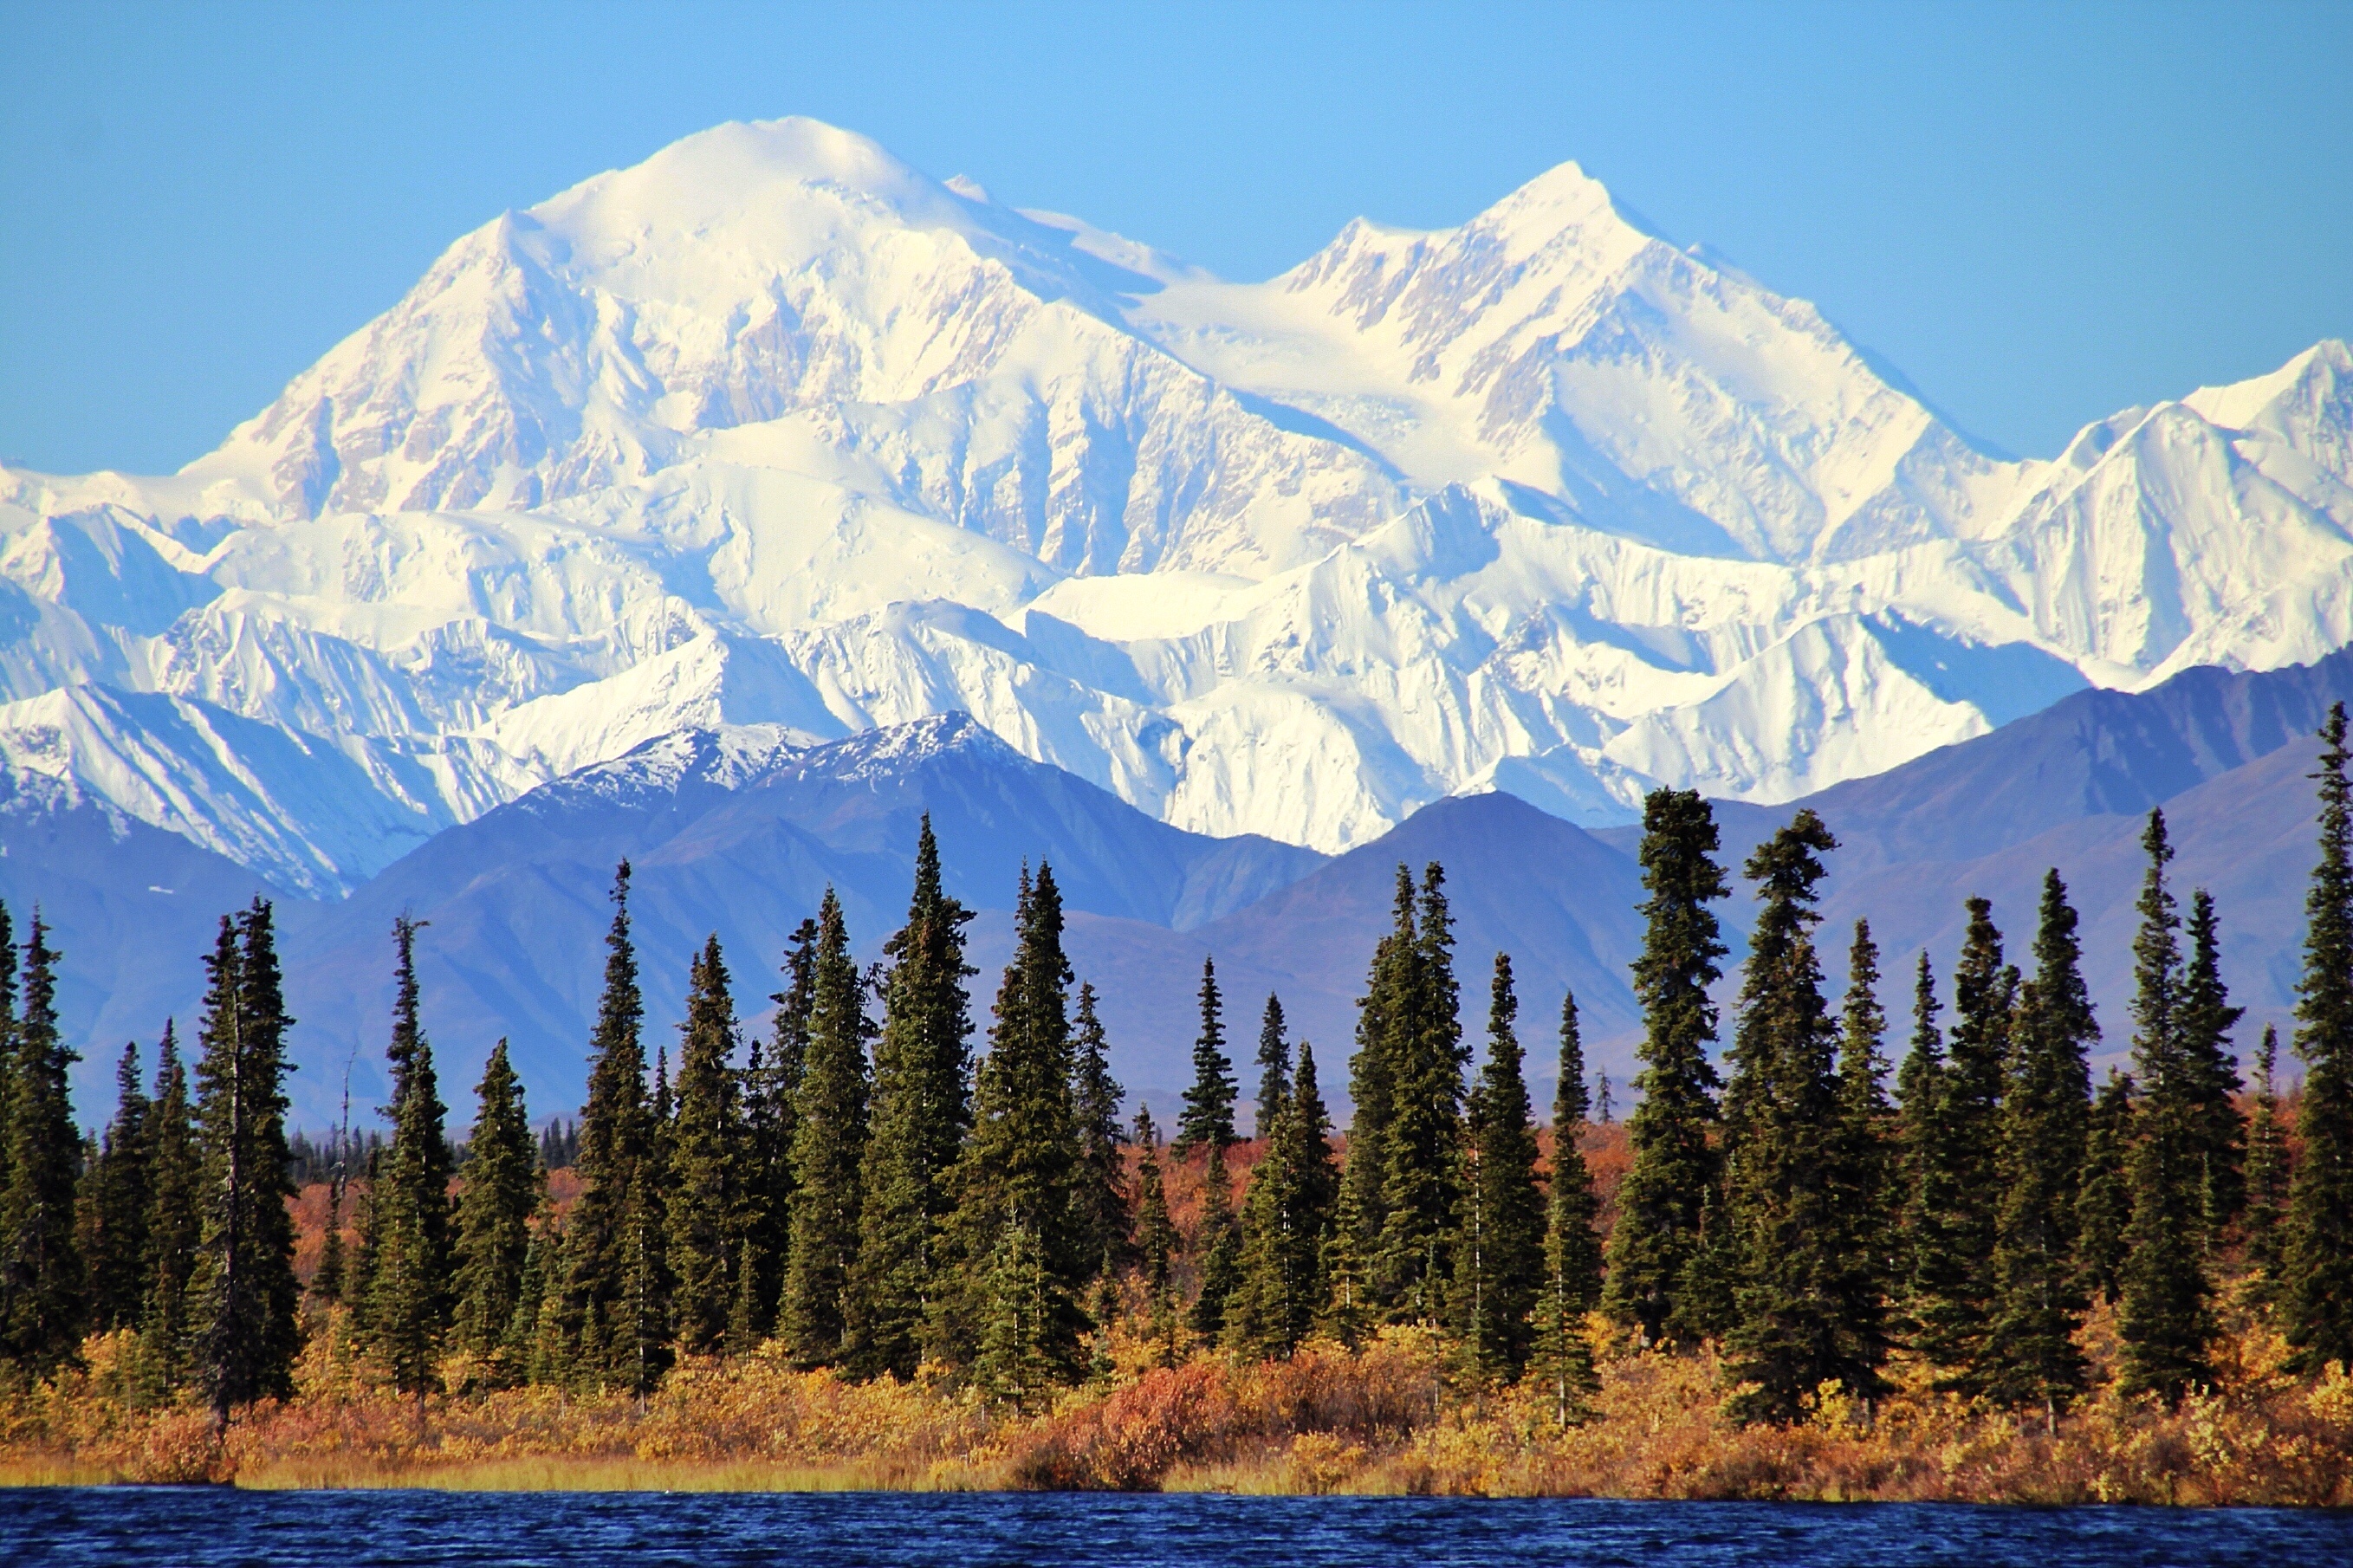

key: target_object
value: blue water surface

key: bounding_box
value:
[3,1487,2350,1566]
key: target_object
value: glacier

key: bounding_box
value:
[3,115,2351,884]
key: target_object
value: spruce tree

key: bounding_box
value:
[1835,922,1896,1351]
[1949,900,2016,1368]
[564,861,663,1392]
[1533,990,1603,1422]
[1375,863,1466,1325]
[1254,994,1290,1142]
[508,1189,561,1381]
[451,1040,535,1372]
[1722,811,1881,1422]
[1228,1092,1302,1359]
[77,1041,152,1334]
[0,904,13,1199]
[1906,900,2013,1380]
[666,936,742,1357]
[1603,789,1727,1347]
[1228,1038,1336,1361]
[2119,810,2220,1403]
[1174,956,1236,1155]
[846,820,975,1378]
[190,902,301,1422]
[139,1021,198,1397]
[1,913,83,1375]
[2243,1026,2291,1299]
[365,915,455,1397]
[1069,983,1128,1280]
[945,865,1090,1391]
[1453,954,1544,1382]
[1290,1044,1339,1274]
[782,889,872,1368]
[2077,1070,2136,1306]
[1895,949,1954,1330]
[2175,889,2246,1247]
[1336,869,1417,1312]
[1188,1138,1241,1339]
[736,917,816,1348]
[2286,704,2353,1372]
[1981,870,2097,1420]
[1131,1105,1179,1366]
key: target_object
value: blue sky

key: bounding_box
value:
[2,0,2348,473]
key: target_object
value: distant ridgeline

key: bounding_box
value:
[6,707,2353,1431]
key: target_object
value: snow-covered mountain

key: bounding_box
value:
[4,116,2351,881]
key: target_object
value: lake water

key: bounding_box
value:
[4,1487,2351,1566]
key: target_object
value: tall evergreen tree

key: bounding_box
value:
[1254,995,1290,1142]
[946,865,1090,1393]
[0,905,14,1210]
[190,902,301,1422]
[736,917,816,1348]
[2287,703,2353,1370]
[365,915,455,1396]
[782,889,872,1368]
[1721,811,1881,1422]
[564,862,664,1393]
[1174,957,1237,1155]
[2118,810,2220,1403]
[1603,789,1727,1347]
[2176,888,2246,1246]
[1069,983,1128,1280]
[1,913,83,1375]
[1228,1036,1339,1363]
[1895,949,1954,1332]
[1337,869,1417,1311]
[666,936,742,1357]
[139,1021,198,1398]
[846,820,975,1379]
[1533,989,1603,1422]
[1835,921,1896,1350]
[1981,870,2097,1421]
[506,1188,560,1381]
[1188,1138,1241,1340]
[2077,1070,2136,1306]
[1131,1105,1179,1367]
[1453,954,1544,1381]
[1906,899,2013,1380]
[1956,900,2017,1353]
[2243,1026,2291,1299]
[77,1041,152,1334]
[451,1040,535,1374]
[1375,864,1466,1325]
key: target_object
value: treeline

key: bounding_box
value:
[6,710,2353,1426]
[0,904,299,1424]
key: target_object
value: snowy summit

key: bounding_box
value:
[4,117,2351,890]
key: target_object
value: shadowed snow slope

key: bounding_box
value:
[3,117,2350,883]
[23,644,2350,1128]
[267,714,1325,1124]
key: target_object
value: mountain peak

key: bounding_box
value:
[536,116,969,236]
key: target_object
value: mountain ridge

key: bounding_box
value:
[3,115,2349,919]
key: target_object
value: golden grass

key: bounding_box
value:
[6,1304,2349,1502]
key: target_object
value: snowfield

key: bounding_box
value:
[3,116,2350,885]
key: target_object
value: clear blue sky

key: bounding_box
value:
[3,0,2348,474]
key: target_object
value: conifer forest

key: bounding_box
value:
[4,709,2353,1500]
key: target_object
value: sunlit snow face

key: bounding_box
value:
[4,115,2349,891]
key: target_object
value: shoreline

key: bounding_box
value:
[5,1322,2349,1506]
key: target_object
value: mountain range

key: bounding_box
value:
[8,643,2349,1128]
[2,116,2350,1125]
